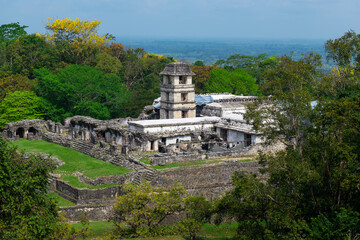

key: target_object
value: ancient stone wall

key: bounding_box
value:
[66,115,155,152]
[151,152,205,165]
[42,132,146,170]
[59,205,113,222]
[151,143,259,166]
[56,161,262,221]
[151,161,262,201]
[55,180,123,205]
[201,104,222,117]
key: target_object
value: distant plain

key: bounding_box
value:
[119,37,330,66]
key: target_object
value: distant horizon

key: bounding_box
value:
[115,37,330,66]
[116,36,329,42]
[2,0,359,42]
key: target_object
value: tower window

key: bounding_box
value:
[182,111,188,118]
[179,76,185,84]
[181,93,188,102]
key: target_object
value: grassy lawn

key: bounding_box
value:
[151,158,253,170]
[12,139,132,189]
[71,221,115,239]
[199,222,238,239]
[71,221,238,239]
[139,157,151,165]
[46,192,76,207]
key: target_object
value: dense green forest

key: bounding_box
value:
[0,18,360,239]
[0,19,176,125]
[0,19,278,126]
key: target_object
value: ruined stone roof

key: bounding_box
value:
[215,114,259,134]
[128,117,220,128]
[160,62,195,76]
[3,119,49,130]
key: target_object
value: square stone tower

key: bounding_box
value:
[159,62,196,119]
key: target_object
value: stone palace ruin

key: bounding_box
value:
[3,62,263,165]
[1,62,273,221]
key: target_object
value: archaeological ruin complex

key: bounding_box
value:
[1,62,274,221]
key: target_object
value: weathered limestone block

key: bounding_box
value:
[90,132,98,144]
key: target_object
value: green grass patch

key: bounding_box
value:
[46,192,76,207]
[71,220,115,238]
[70,221,237,239]
[198,222,238,239]
[13,139,131,177]
[61,175,122,189]
[151,158,252,170]
[139,157,151,165]
[12,139,132,188]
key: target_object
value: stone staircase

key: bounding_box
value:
[41,132,147,171]
[55,190,77,204]
[132,168,157,185]
[47,175,57,191]
[70,139,94,154]
[108,156,124,166]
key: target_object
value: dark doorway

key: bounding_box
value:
[28,127,37,136]
[150,141,155,150]
[220,129,228,142]
[245,134,252,147]
[16,128,25,138]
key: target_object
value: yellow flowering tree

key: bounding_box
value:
[45,17,112,45]
[43,18,114,64]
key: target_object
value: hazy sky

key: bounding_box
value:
[1,0,359,40]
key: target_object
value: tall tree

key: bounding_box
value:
[95,52,123,75]
[43,18,114,64]
[0,23,28,72]
[216,51,360,239]
[247,53,321,150]
[325,30,360,69]
[0,91,45,128]
[5,34,57,77]
[191,65,217,93]
[44,18,113,44]
[0,22,27,43]
[0,74,34,100]
[0,138,58,239]
[214,54,277,84]
[113,182,187,237]
[35,65,131,121]
[324,30,360,99]
[204,68,260,96]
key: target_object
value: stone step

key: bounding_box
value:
[71,143,93,149]
[131,169,157,185]
[144,171,156,181]
[54,190,77,204]
[47,176,56,186]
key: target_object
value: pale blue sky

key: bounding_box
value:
[1,0,359,40]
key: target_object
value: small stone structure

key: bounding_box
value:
[2,119,54,141]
